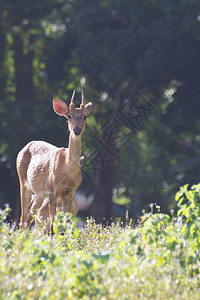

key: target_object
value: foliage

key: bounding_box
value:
[1,185,200,299]
[1,0,200,221]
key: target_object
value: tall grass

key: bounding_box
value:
[1,184,200,299]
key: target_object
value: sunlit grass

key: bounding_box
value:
[1,184,200,299]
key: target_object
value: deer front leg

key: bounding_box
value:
[62,192,78,216]
[49,192,57,236]
[35,197,62,230]
[26,194,44,228]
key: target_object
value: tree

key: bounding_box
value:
[0,0,67,220]
[45,0,200,220]
[1,0,200,223]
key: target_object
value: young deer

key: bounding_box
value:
[16,90,93,233]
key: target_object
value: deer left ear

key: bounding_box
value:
[85,102,93,115]
[53,98,69,116]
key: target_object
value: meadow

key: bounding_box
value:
[1,184,200,299]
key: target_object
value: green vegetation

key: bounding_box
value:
[1,184,200,299]
[1,0,200,223]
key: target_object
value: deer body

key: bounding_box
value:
[17,90,93,233]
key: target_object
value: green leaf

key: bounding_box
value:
[189,223,196,237]
[73,226,79,239]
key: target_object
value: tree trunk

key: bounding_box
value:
[90,155,114,224]
[89,92,131,223]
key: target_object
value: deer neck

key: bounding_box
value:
[67,133,82,170]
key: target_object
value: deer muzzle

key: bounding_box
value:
[73,126,82,136]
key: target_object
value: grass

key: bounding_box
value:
[1,184,200,299]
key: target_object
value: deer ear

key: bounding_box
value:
[85,102,93,115]
[53,98,69,116]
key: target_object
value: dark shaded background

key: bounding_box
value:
[1,0,200,223]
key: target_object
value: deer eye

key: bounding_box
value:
[83,115,87,120]
[67,115,72,120]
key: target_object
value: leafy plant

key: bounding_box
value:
[1,185,200,299]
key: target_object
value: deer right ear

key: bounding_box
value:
[53,98,69,116]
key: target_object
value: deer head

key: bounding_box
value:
[53,90,93,136]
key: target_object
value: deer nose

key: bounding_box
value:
[73,126,81,136]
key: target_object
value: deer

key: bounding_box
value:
[16,90,93,234]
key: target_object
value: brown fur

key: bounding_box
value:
[16,91,93,233]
